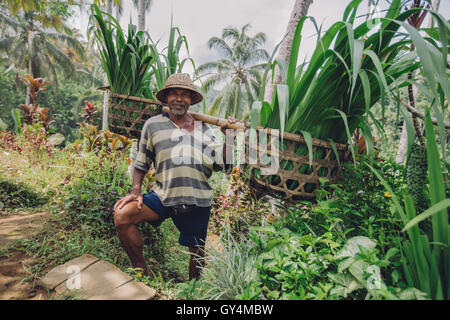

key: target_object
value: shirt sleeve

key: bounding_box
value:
[133,120,154,173]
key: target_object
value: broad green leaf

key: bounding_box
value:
[403,199,450,232]
[300,130,313,167]
[276,84,289,143]
[335,236,376,259]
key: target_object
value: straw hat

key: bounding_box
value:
[156,73,203,105]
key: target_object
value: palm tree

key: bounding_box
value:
[263,0,313,104]
[134,0,152,31]
[0,8,86,92]
[197,24,269,121]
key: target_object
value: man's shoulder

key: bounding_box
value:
[145,113,166,124]
[142,114,171,131]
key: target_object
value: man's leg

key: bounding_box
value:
[188,246,205,280]
[114,201,160,276]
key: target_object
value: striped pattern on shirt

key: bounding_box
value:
[133,113,231,207]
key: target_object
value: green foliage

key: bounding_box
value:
[78,122,131,158]
[0,65,98,144]
[199,228,261,300]
[0,5,86,81]
[0,173,47,209]
[191,156,423,301]
[146,24,196,100]
[329,158,406,239]
[88,4,153,97]
[367,108,449,300]
[39,79,99,143]
[329,236,427,300]
[0,66,25,130]
[253,0,446,147]
[63,154,131,236]
[247,207,424,300]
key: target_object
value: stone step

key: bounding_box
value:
[37,254,156,300]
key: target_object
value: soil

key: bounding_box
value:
[0,211,51,300]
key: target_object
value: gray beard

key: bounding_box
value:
[170,104,188,117]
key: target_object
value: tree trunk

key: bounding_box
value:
[102,0,113,131]
[396,77,419,164]
[396,122,408,163]
[396,0,440,163]
[26,27,34,106]
[138,0,145,31]
[429,0,440,27]
[263,0,313,104]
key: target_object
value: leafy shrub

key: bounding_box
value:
[248,218,425,300]
[328,236,427,300]
[210,169,272,236]
[248,223,339,300]
[63,153,131,235]
[304,157,407,249]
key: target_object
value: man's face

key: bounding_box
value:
[167,88,192,117]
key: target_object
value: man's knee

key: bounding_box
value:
[114,204,135,230]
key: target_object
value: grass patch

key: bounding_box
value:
[0,174,47,210]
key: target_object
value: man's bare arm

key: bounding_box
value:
[114,168,147,211]
[131,168,147,195]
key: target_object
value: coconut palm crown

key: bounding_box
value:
[0,8,86,91]
[197,24,269,120]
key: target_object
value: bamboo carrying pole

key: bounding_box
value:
[100,89,348,150]
[162,106,348,151]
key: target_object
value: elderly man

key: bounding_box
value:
[113,73,236,280]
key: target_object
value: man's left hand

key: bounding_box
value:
[220,116,239,137]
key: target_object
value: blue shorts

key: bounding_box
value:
[142,191,211,248]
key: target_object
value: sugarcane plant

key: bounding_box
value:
[88,4,153,97]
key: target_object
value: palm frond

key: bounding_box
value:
[202,73,229,92]
[208,37,233,59]
[0,9,21,30]
[197,61,220,75]
[0,36,18,51]
[222,27,239,40]
[42,38,75,76]
[45,32,87,61]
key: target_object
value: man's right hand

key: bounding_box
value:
[114,191,144,212]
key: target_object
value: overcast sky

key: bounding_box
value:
[74,0,449,81]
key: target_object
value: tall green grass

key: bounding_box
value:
[365,2,449,297]
[253,0,447,148]
[368,108,449,299]
[145,23,196,100]
[88,4,153,97]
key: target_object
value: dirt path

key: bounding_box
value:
[0,211,51,300]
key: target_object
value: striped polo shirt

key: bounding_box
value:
[133,113,231,207]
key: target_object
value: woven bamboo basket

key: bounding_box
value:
[241,128,351,201]
[107,92,162,139]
